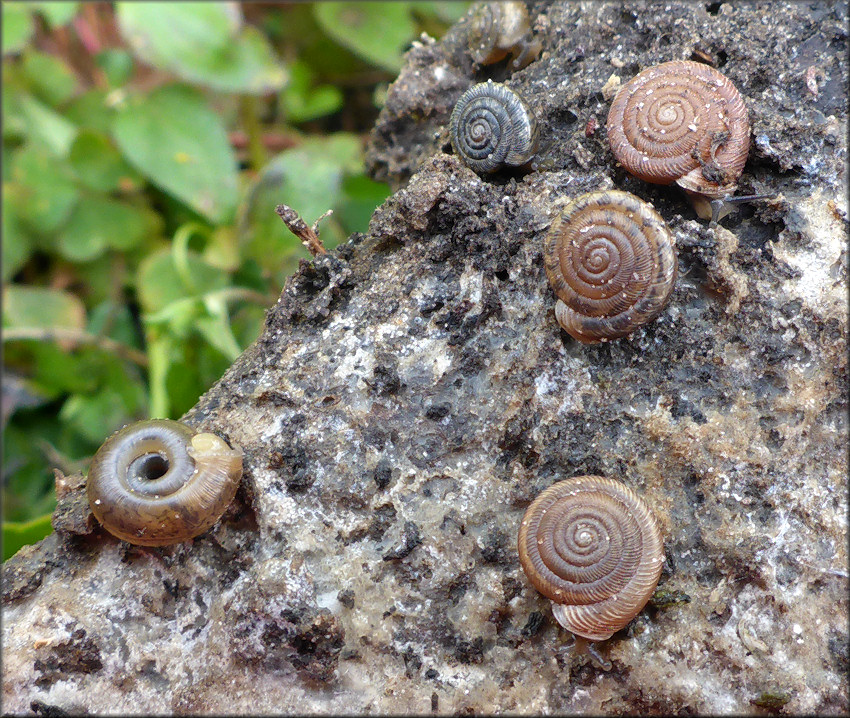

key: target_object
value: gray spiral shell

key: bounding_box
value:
[450,80,538,173]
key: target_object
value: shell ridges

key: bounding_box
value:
[518,476,664,641]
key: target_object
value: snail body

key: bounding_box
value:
[450,80,538,173]
[518,476,664,641]
[544,190,677,344]
[86,419,242,546]
[606,60,750,199]
[467,1,541,70]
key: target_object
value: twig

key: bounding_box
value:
[275,204,331,257]
[2,327,148,366]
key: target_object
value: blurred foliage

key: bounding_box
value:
[1,0,469,559]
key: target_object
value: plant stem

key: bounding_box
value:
[239,95,267,171]
[2,327,148,366]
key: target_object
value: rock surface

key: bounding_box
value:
[4,1,848,714]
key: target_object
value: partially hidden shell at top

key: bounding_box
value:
[466,1,542,70]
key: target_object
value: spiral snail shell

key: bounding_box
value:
[606,60,750,199]
[543,190,677,344]
[518,476,664,642]
[86,419,242,546]
[467,1,541,70]
[450,80,539,173]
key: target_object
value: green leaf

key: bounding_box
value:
[3,285,86,331]
[17,93,77,157]
[116,3,287,94]
[7,144,79,234]
[194,314,241,360]
[112,84,238,223]
[2,3,34,56]
[1,200,32,281]
[231,303,266,349]
[71,251,148,308]
[2,76,28,142]
[57,196,159,261]
[2,514,54,561]
[22,50,78,106]
[411,1,472,25]
[87,300,143,351]
[94,48,134,88]
[137,247,230,314]
[202,225,240,271]
[64,89,114,135]
[282,60,343,123]
[59,391,133,444]
[29,2,79,28]
[69,130,142,193]
[273,136,364,217]
[162,349,209,416]
[336,174,391,234]
[4,342,94,398]
[313,2,415,72]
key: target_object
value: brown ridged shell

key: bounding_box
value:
[543,190,677,344]
[606,60,750,198]
[517,476,664,641]
[86,419,242,546]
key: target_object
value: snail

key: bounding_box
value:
[543,190,677,344]
[86,419,243,546]
[450,80,539,173]
[518,476,664,657]
[466,1,542,70]
[606,60,751,216]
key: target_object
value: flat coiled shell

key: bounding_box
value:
[606,60,750,198]
[543,190,677,344]
[86,419,243,546]
[517,476,664,641]
[450,80,538,173]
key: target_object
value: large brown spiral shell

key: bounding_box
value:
[517,476,664,642]
[543,190,677,344]
[86,419,243,546]
[606,60,750,198]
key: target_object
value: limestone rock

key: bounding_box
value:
[4,2,847,714]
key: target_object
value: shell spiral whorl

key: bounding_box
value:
[517,476,664,642]
[543,190,677,344]
[86,419,243,546]
[466,1,541,69]
[450,81,538,173]
[606,60,750,198]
